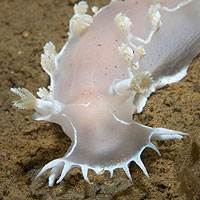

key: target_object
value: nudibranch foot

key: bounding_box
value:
[34,122,186,186]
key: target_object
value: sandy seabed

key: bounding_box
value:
[0,0,200,199]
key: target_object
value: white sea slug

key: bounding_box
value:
[11,0,200,186]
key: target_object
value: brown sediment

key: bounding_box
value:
[0,0,199,199]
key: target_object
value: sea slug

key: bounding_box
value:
[11,0,200,186]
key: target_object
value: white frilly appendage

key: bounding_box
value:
[41,42,57,76]
[115,13,133,35]
[10,87,54,120]
[69,14,93,36]
[69,1,93,36]
[109,70,153,97]
[73,1,88,15]
[91,6,99,14]
[37,87,51,100]
[131,71,153,94]
[10,88,37,110]
[118,43,134,64]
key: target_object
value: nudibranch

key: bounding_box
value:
[11,0,200,186]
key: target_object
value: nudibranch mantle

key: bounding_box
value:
[11,0,200,186]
